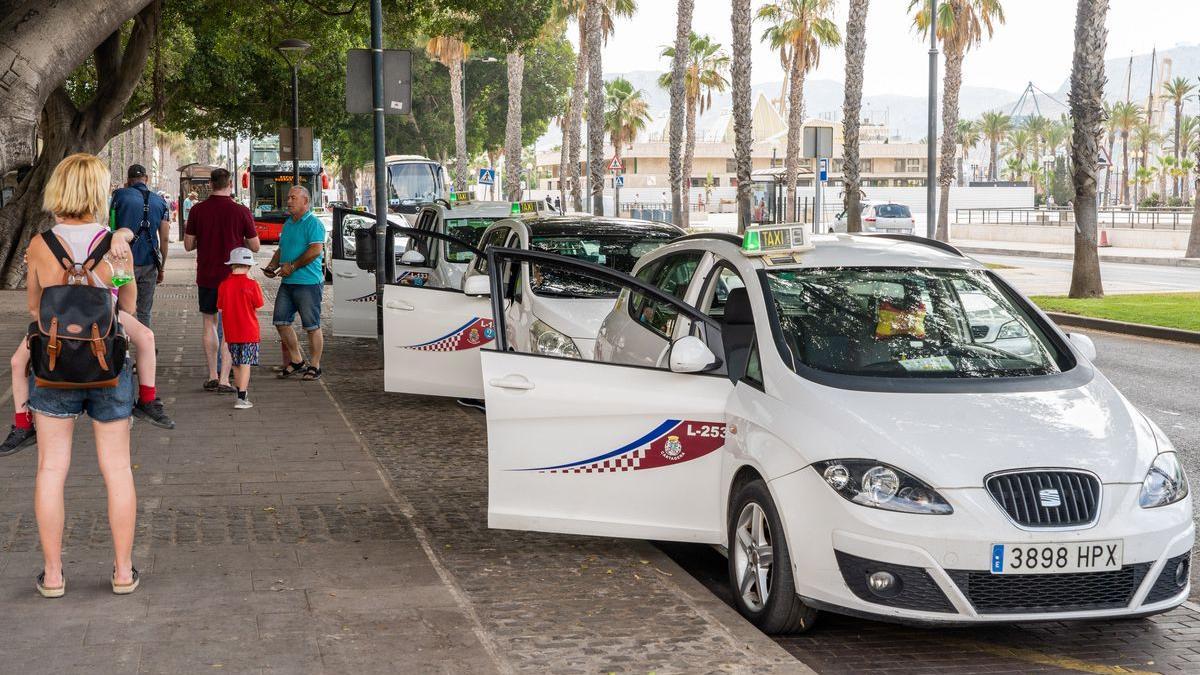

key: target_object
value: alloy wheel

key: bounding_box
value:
[732,501,774,612]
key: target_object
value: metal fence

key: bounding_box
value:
[955,207,1194,230]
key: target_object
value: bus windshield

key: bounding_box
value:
[251,174,321,218]
[388,163,442,205]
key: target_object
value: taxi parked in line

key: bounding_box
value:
[469,225,1192,633]
[379,213,682,398]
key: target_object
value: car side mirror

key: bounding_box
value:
[669,335,720,374]
[462,275,491,297]
[1067,333,1097,361]
[354,229,376,272]
[400,249,426,266]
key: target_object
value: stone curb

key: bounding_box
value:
[956,245,1200,268]
[1046,311,1200,345]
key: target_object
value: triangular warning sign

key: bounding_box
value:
[609,156,624,172]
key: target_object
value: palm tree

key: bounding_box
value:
[1003,128,1033,169]
[758,0,841,222]
[604,77,652,213]
[1156,155,1176,199]
[1134,165,1155,204]
[979,110,1010,181]
[1101,101,1118,206]
[1132,120,1162,204]
[426,35,471,193]
[955,119,980,186]
[1162,76,1195,198]
[660,33,730,227]
[584,0,606,214]
[911,0,1005,240]
[731,0,754,232]
[1003,157,1025,182]
[1109,101,1143,205]
[1020,114,1051,195]
[667,0,696,225]
[555,0,638,213]
[1179,115,1200,203]
[1067,0,1105,297]
[841,0,870,232]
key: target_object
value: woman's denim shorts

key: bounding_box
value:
[28,363,134,423]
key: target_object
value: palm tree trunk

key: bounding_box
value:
[989,138,998,181]
[1120,133,1129,205]
[1174,102,1183,198]
[567,20,588,212]
[842,0,869,233]
[1102,131,1114,206]
[730,0,753,233]
[585,0,605,215]
[668,0,695,226]
[682,95,697,228]
[1188,177,1200,256]
[936,43,963,241]
[504,51,525,202]
[784,55,806,222]
[449,56,468,193]
[1068,0,1106,298]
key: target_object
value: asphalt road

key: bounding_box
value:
[979,253,1200,295]
[660,329,1200,673]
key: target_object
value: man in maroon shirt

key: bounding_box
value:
[184,168,261,392]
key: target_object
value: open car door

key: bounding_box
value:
[482,248,733,544]
[330,207,382,338]
[383,227,493,398]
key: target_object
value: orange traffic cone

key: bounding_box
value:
[1098,230,1112,248]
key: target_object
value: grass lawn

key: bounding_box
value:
[1031,293,1200,332]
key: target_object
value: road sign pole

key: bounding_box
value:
[370,0,387,341]
[814,172,822,234]
[926,0,939,239]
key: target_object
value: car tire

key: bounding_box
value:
[727,478,817,634]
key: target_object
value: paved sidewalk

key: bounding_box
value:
[0,251,499,674]
[951,238,1200,267]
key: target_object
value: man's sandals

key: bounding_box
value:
[301,366,322,381]
[276,362,307,379]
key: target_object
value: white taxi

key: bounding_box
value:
[380,214,682,399]
[472,226,1193,633]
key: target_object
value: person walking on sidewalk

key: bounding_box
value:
[111,164,170,327]
[183,168,260,392]
[263,186,324,381]
[25,153,140,597]
[218,248,264,409]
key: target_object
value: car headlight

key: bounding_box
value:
[1140,452,1189,508]
[532,320,581,359]
[996,320,1029,339]
[813,460,953,514]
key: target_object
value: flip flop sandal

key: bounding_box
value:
[277,362,307,379]
[301,366,323,381]
[203,379,219,392]
[112,567,139,595]
[36,572,65,599]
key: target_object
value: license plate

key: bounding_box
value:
[990,540,1123,575]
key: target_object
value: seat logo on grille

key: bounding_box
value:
[1038,488,1062,507]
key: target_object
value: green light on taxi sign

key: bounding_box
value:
[742,230,761,253]
[511,202,520,214]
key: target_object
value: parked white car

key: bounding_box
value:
[833,202,916,234]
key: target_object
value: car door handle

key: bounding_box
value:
[335,271,358,278]
[384,301,414,311]
[488,375,535,391]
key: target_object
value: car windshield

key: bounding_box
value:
[764,267,1069,379]
[444,218,502,263]
[876,204,911,218]
[530,233,674,298]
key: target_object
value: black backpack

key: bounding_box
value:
[27,231,127,389]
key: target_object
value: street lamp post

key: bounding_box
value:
[276,38,311,188]
[926,0,939,239]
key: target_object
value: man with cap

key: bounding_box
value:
[111,164,171,327]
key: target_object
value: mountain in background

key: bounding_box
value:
[535,44,1200,149]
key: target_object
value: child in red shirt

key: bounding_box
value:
[217,247,264,409]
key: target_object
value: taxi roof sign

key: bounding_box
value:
[741,224,813,256]
[512,200,543,215]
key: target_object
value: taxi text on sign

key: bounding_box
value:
[346,49,413,115]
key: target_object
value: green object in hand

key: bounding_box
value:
[111,270,133,287]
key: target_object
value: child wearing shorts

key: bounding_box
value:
[217,248,264,410]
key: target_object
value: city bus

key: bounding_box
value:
[242,135,329,243]
[359,154,449,223]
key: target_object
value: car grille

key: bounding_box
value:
[986,470,1101,528]
[948,564,1150,614]
[1144,553,1191,604]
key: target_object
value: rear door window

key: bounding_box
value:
[627,252,703,338]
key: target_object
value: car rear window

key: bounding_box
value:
[529,233,674,298]
[875,204,912,218]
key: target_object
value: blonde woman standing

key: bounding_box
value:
[25,153,140,598]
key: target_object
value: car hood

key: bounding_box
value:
[792,371,1157,487]
[535,296,617,340]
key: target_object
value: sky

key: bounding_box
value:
[571,0,1200,96]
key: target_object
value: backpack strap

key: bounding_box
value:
[40,231,74,272]
[83,232,113,272]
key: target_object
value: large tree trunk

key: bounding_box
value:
[0,4,158,287]
[449,55,468,193]
[1188,178,1200,257]
[585,0,605,215]
[340,163,358,206]
[667,0,694,226]
[784,59,806,222]
[730,0,753,233]
[936,43,963,242]
[1067,0,1107,298]
[842,0,868,233]
[1102,130,1114,206]
[1120,132,1129,205]
[682,96,697,228]
[1173,102,1183,198]
[567,20,588,213]
[503,51,525,202]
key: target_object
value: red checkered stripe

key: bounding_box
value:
[408,333,463,352]
[545,448,646,474]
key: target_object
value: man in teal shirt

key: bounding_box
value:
[264,186,326,380]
